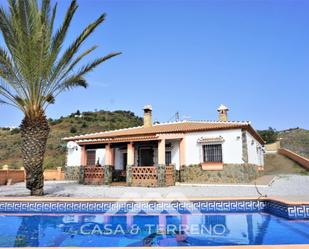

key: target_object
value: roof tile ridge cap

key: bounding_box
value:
[63,132,100,140]
[153,120,189,126]
[187,120,244,123]
[80,125,145,137]
[178,120,219,123]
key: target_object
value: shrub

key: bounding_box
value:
[10,128,20,135]
[50,119,62,125]
[81,122,88,128]
[70,127,77,133]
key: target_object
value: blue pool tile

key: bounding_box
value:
[0,200,308,220]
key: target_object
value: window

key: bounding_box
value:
[203,144,222,163]
[86,150,96,166]
[165,151,172,165]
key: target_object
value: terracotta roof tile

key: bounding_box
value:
[63,120,265,144]
[76,135,159,145]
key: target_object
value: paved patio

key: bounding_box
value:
[0,174,308,202]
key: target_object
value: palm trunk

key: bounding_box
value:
[20,115,50,196]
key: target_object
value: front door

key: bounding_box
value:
[112,152,127,183]
[86,150,96,166]
[139,148,154,166]
[123,153,127,170]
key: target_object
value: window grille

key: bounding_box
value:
[203,144,222,162]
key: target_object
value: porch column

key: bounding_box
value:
[126,142,134,186]
[104,144,113,185]
[179,137,186,166]
[158,139,166,165]
[157,139,166,187]
[105,144,112,165]
[79,146,87,184]
[127,142,134,165]
[80,146,87,166]
[110,148,115,166]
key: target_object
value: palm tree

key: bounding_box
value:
[0,0,120,195]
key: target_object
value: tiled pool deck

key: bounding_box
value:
[1,175,309,201]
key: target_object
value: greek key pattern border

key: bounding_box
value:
[265,200,309,220]
[0,200,308,219]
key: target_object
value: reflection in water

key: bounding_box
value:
[0,213,307,247]
[14,216,40,247]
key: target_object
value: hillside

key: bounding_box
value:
[257,127,309,159]
[279,128,309,159]
[264,153,308,175]
[0,110,143,169]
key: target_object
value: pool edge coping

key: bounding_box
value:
[0,196,308,205]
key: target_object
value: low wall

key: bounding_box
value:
[278,148,309,170]
[44,168,64,181]
[0,167,64,185]
[0,169,24,185]
[265,141,281,152]
[179,164,261,184]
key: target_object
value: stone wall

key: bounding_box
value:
[64,166,81,181]
[242,129,248,163]
[104,165,113,185]
[179,164,261,184]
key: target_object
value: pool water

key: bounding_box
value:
[0,213,308,247]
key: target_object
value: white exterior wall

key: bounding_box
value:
[66,128,264,168]
[66,142,81,166]
[66,144,106,167]
[169,140,180,170]
[184,129,243,165]
[246,131,264,166]
[96,149,105,166]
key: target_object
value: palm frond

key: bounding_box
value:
[50,0,77,59]
[51,13,106,83]
[74,52,121,78]
[0,99,8,105]
[0,0,121,118]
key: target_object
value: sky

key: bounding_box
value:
[0,0,308,130]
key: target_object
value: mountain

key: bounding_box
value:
[279,128,309,159]
[0,110,143,169]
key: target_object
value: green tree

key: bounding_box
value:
[258,127,278,144]
[0,0,120,195]
[70,126,77,133]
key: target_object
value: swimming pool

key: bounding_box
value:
[0,212,309,247]
[0,198,308,247]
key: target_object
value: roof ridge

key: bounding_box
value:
[63,124,144,140]
[153,120,250,126]
[63,120,252,141]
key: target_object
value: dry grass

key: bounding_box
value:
[264,153,308,175]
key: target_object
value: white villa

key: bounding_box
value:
[64,105,264,187]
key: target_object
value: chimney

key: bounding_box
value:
[143,105,153,127]
[217,104,229,122]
